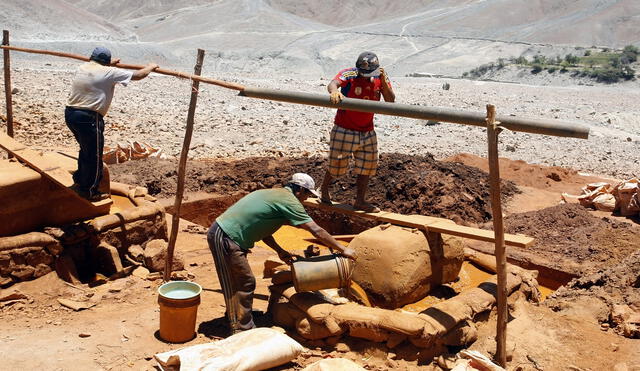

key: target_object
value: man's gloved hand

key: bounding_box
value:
[330,91,345,104]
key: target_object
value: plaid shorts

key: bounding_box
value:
[328,125,378,177]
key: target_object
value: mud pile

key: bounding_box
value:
[349,224,464,308]
[110,153,519,227]
[500,204,640,273]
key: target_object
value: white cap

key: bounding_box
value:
[290,173,320,197]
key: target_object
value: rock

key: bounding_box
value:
[128,245,145,262]
[0,276,13,287]
[146,272,163,281]
[94,242,124,276]
[79,333,91,338]
[45,243,63,256]
[610,304,640,338]
[132,266,150,279]
[143,239,184,272]
[386,333,407,349]
[0,288,27,302]
[33,263,52,278]
[335,342,350,353]
[57,298,98,311]
[10,265,35,281]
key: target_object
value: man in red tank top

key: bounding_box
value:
[319,52,395,212]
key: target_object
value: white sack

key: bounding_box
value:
[302,358,366,371]
[154,327,304,371]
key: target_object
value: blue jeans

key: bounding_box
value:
[65,106,105,197]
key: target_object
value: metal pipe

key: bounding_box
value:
[239,87,590,139]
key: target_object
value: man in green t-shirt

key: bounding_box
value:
[207,173,356,334]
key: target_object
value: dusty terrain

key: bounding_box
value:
[1,153,639,370]
[1,1,639,370]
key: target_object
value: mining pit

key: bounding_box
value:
[1,152,639,370]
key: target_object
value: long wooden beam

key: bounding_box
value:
[1,43,591,139]
[0,44,245,91]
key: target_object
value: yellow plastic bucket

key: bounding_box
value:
[291,254,352,292]
[158,281,202,343]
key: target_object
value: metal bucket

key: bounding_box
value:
[157,281,202,343]
[291,254,352,292]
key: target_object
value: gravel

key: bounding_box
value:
[2,60,639,179]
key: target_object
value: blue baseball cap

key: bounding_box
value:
[90,47,111,65]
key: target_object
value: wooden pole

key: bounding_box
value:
[0,44,244,91]
[2,30,14,138]
[486,104,508,367]
[164,49,205,281]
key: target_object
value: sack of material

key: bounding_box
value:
[154,327,304,371]
[302,358,366,371]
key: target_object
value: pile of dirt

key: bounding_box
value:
[445,153,605,193]
[501,203,640,273]
[110,153,520,228]
[545,250,640,337]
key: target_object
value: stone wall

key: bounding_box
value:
[0,190,167,288]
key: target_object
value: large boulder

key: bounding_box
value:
[349,224,463,308]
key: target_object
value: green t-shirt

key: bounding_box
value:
[216,187,312,251]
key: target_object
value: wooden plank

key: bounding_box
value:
[426,221,534,248]
[303,198,449,227]
[0,133,111,208]
[303,197,534,248]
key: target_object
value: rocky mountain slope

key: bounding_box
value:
[2,0,638,77]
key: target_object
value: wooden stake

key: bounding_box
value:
[164,49,206,281]
[0,44,244,91]
[2,30,14,138]
[486,104,508,367]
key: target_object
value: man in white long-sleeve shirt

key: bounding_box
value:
[65,46,158,201]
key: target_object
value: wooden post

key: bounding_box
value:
[486,104,508,367]
[2,30,14,138]
[164,49,205,281]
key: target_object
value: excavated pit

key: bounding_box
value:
[172,192,559,360]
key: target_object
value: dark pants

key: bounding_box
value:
[207,222,256,332]
[65,106,105,197]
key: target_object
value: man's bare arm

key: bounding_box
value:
[379,67,395,102]
[132,63,159,81]
[262,235,294,264]
[298,221,356,260]
[328,80,344,104]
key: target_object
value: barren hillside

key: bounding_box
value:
[3,0,638,77]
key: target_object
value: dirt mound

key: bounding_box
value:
[445,153,606,194]
[502,203,640,273]
[110,153,519,228]
[545,250,640,337]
